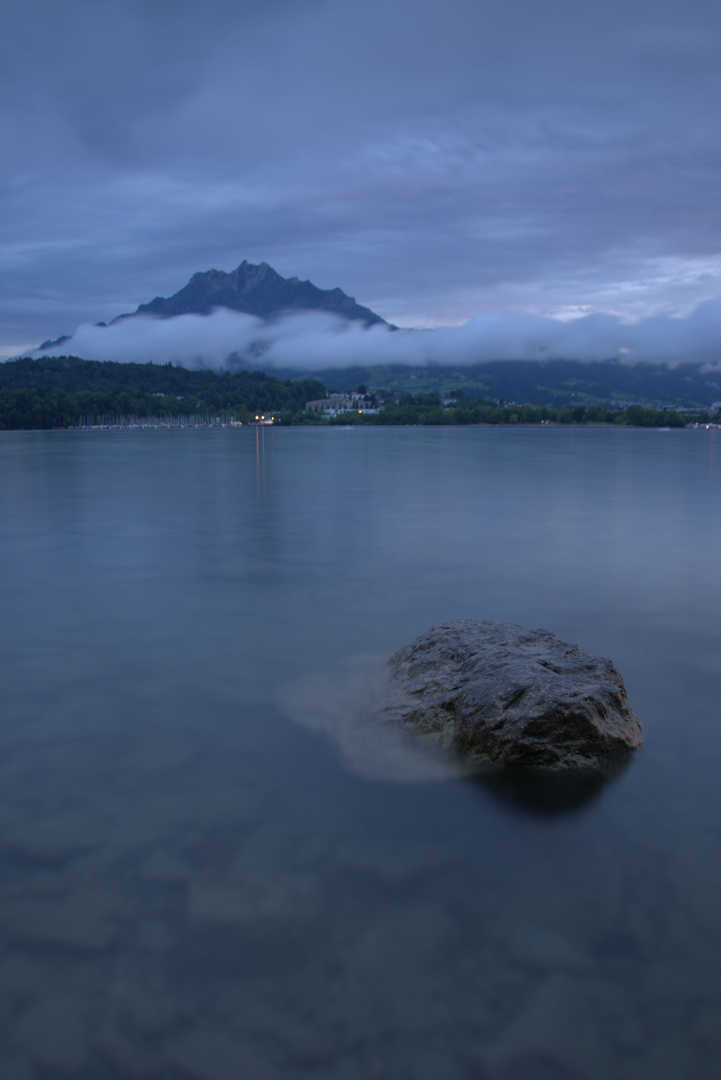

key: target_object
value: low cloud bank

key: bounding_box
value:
[32,300,721,370]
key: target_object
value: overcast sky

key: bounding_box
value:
[4,0,721,360]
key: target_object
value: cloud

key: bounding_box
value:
[32,299,721,370]
[6,1,721,352]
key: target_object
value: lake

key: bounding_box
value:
[0,424,719,1079]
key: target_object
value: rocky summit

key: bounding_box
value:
[372,620,642,770]
[120,260,388,326]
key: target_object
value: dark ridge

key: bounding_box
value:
[274,358,721,408]
[0,355,324,401]
[113,260,389,327]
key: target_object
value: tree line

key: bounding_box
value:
[0,358,325,430]
[0,357,718,430]
[325,395,717,428]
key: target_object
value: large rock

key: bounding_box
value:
[371,621,642,770]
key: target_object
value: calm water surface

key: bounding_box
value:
[0,425,719,1079]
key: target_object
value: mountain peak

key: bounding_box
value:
[122,261,388,326]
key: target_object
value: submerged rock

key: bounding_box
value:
[372,621,642,770]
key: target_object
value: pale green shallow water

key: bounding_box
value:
[0,424,719,1079]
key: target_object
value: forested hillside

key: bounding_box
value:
[297,358,721,408]
[0,357,325,429]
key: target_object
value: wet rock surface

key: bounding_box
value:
[372,620,643,769]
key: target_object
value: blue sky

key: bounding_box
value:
[4,0,721,361]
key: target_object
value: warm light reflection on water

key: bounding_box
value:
[0,425,718,1079]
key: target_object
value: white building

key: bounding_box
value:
[305,393,378,415]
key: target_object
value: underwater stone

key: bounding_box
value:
[165,1027,276,1080]
[5,889,122,950]
[3,814,103,862]
[16,991,91,1072]
[372,620,642,770]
